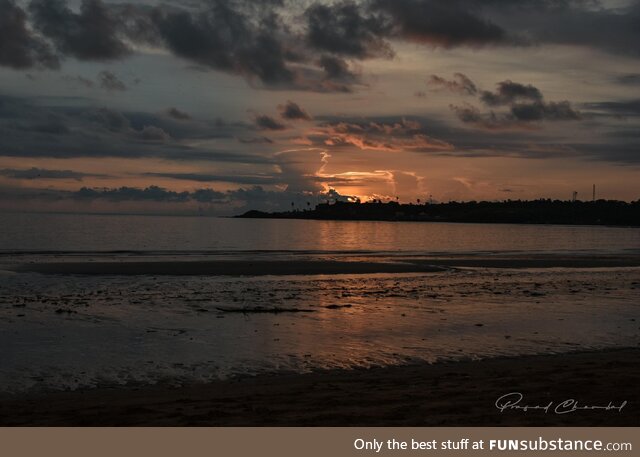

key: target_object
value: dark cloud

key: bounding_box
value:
[450,78,581,128]
[311,54,362,92]
[85,107,132,132]
[303,0,510,63]
[63,74,95,88]
[450,103,484,124]
[98,70,127,91]
[583,100,640,117]
[166,107,192,120]
[510,100,581,121]
[616,74,640,85]
[137,1,368,92]
[0,95,272,164]
[305,1,392,58]
[318,55,356,81]
[0,167,104,180]
[237,136,273,144]
[316,112,639,164]
[138,125,171,141]
[0,94,73,138]
[2,183,358,214]
[482,0,640,57]
[29,0,129,61]
[449,103,518,130]
[312,117,454,152]
[278,101,311,120]
[451,99,581,128]
[75,185,199,202]
[151,1,294,86]
[372,0,506,47]
[254,114,287,130]
[480,80,543,106]
[427,73,477,95]
[1,0,639,94]
[144,172,277,185]
[28,116,71,134]
[563,141,640,165]
[0,0,59,69]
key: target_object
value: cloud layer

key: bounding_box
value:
[2,0,638,91]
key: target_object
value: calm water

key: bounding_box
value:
[1,212,639,393]
[0,212,638,253]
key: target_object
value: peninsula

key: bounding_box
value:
[237,199,640,226]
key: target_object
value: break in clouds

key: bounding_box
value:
[0,0,639,213]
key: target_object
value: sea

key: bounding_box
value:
[1,212,639,253]
[0,213,639,393]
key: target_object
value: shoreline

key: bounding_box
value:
[1,348,638,426]
[7,252,640,275]
[235,199,640,227]
[237,213,640,229]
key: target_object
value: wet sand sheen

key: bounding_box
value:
[2,261,638,393]
[11,260,447,276]
[9,252,640,275]
[1,348,637,426]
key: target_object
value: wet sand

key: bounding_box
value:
[8,252,640,275]
[1,348,638,426]
[10,259,447,276]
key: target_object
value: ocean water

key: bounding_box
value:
[1,212,639,253]
[0,213,639,393]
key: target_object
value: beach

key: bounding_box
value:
[3,0,640,440]
[7,251,640,275]
[1,217,639,426]
[1,348,637,426]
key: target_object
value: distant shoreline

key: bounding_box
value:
[236,199,640,227]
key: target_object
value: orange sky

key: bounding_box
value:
[1,0,639,214]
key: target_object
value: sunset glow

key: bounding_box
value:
[1,0,639,214]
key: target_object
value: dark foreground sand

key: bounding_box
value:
[1,348,638,426]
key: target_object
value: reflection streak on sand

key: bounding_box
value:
[0,251,638,393]
[4,251,640,275]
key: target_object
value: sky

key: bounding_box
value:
[0,0,639,215]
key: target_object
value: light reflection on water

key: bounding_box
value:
[0,267,638,392]
[0,212,639,253]
[1,214,638,392]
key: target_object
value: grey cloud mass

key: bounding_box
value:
[449,77,581,128]
[510,100,581,121]
[1,0,639,210]
[371,0,506,47]
[98,70,127,91]
[0,95,273,164]
[0,0,58,69]
[278,101,312,120]
[616,74,640,85]
[480,80,543,106]
[427,73,478,95]
[4,184,356,214]
[144,172,277,185]
[583,100,640,117]
[304,1,393,58]
[0,167,104,180]
[254,114,287,130]
[166,107,191,120]
[1,0,639,92]
[29,0,129,61]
